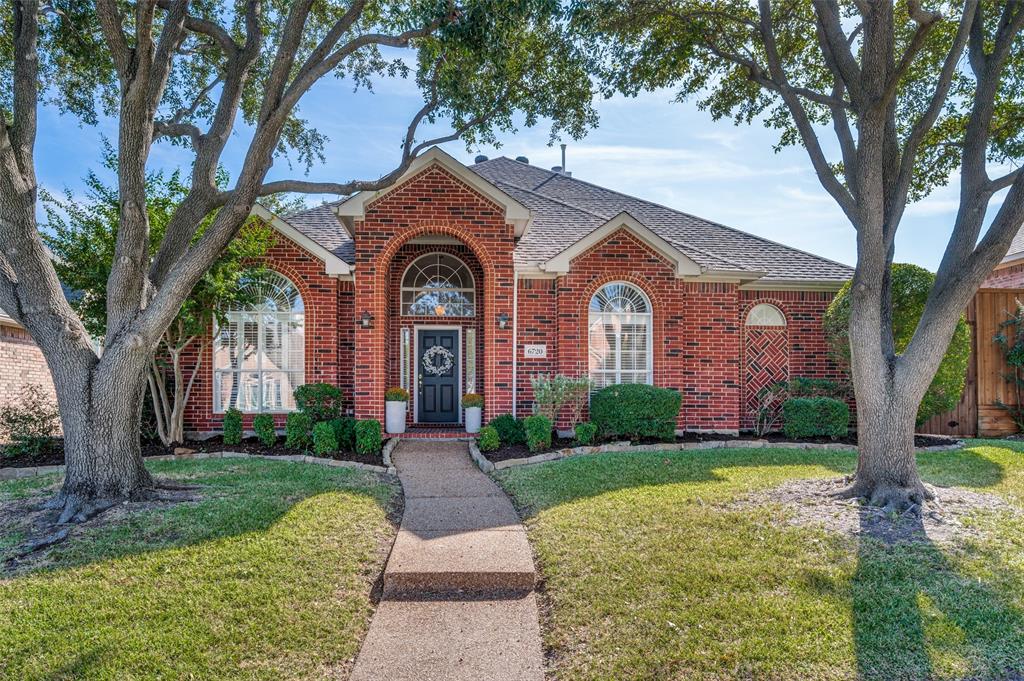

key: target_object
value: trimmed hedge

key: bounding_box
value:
[223,408,243,446]
[294,383,344,423]
[590,384,681,441]
[253,413,276,447]
[782,397,849,439]
[574,421,598,445]
[285,412,312,449]
[488,414,526,446]
[477,425,500,452]
[355,419,383,456]
[330,417,356,452]
[524,415,552,452]
[312,421,338,456]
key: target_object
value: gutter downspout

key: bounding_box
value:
[512,270,519,418]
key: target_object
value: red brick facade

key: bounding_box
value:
[171,164,844,435]
[0,321,56,409]
[983,260,1024,288]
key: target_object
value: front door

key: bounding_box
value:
[417,329,459,423]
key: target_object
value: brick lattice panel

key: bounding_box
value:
[741,327,789,429]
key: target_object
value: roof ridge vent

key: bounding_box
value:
[474,154,488,163]
[515,155,529,164]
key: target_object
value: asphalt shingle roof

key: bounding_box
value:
[281,155,853,284]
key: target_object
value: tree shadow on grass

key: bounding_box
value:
[850,509,1024,681]
[0,457,399,576]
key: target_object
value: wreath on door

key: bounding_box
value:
[422,345,455,376]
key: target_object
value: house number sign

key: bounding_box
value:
[524,344,547,359]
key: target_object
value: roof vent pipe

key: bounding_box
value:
[560,143,566,172]
[515,156,529,164]
[551,166,563,173]
[474,154,488,163]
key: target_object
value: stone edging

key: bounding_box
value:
[382,438,400,468]
[470,438,964,473]
[0,450,396,482]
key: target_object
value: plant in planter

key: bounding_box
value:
[384,387,410,434]
[463,393,484,433]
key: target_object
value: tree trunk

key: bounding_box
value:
[841,390,933,510]
[51,358,155,523]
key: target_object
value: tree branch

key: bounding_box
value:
[885,0,942,100]
[811,0,864,105]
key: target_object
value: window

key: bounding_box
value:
[588,282,653,391]
[401,253,476,317]
[746,303,786,326]
[213,271,305,412]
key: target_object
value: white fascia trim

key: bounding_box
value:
[332,146,533,238]
[514,266,559,279]
[250,204,352,276]
[738,279,848,292]
[542,211,702,277]
[998,250,1024,267]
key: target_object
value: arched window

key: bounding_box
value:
[746,303,786,326]
[401,253,476,317]
[588,282,653,390]
[213,271,305,412]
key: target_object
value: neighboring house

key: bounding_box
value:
[184,147,853,435]
[923,229,1024,437]
[0,306,56,409]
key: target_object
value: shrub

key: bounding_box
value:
[285,412,312,449]
[462,393,484,408]
[252,413,276,447]
[222,408,243,446]
[824,263,970,425]
[293,383,344,423]
[330,417,356,451]
[0,385,59,459]
[530,375,588,423]
[355,419,383,456]
[312,421,339,456]
[787,376,850,399]
[524,415,552,452]
[477,425,500,452]
[489,414,526,446]
[574,421,598,445]
[590,384,681,441]
[385,387,410,402]
[782,397,849,439]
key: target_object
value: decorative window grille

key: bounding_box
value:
[400,327,412,392]
[746,303,786,326]
[465,328,476,392]
[401,253,476,317]
[588,282,653,391]
[213,271,305,412]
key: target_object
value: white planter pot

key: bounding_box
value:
[465,407,482,434]
[385,401,407,434]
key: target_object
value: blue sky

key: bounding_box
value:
[34,72,997,271]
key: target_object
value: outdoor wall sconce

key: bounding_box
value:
[360,311,374,329]
[497,312,509,329]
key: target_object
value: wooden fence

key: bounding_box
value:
[920,288,1024,438]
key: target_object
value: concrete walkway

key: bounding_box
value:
[351,441,544,681]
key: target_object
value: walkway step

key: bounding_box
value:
[350,594,544,681]
[383,527,536,597]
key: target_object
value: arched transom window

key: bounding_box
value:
[746,303,786,326]
[588,282,653,390]
[213,271,305,413]
[401,253,476,317]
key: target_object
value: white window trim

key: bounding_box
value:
[745,303,787,327]
[400,252,477,318]
[212,273,305,414]
[588,282,654,389]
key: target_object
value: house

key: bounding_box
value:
[0,306,56,409]
[182,147,852,436]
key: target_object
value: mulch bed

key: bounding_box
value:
[1,436,382,469]
[482,432,959,463]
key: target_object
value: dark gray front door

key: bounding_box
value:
[417,329,459,423]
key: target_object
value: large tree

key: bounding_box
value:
[575,0,1024,510]
[0,0,595,522]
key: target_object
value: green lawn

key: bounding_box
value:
[496,441,1024,681]
[0,458,398,680]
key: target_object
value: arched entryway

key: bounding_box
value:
[386,240,487,425]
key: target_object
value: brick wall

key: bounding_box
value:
[983,261,1024,288]
[351,164,516,422]
[0,322,56,407]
